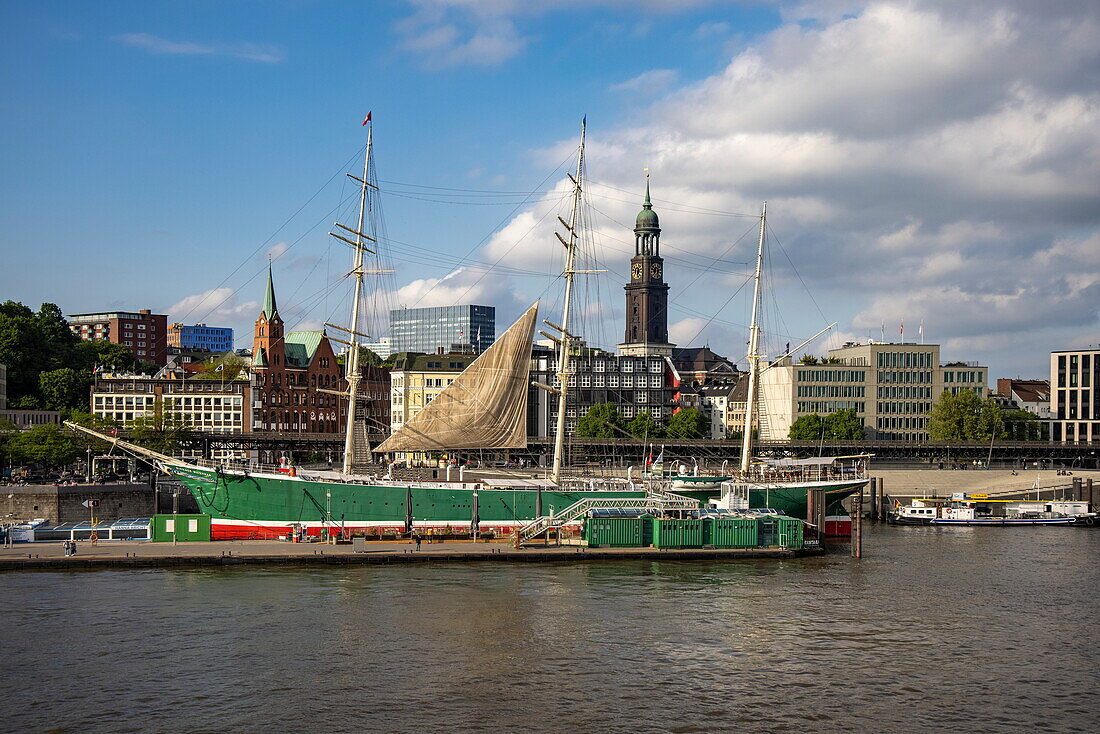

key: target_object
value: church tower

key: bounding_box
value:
[252,264,285,369]
[618,175,674,357]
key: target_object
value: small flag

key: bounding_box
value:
[918,320,924,337]
[93,364,104,374]
[655,447,665,464]
[214,364,225,373]
[646,448,654,467]
[362,111,372,126]
[899,322,904,336]
[785,342,790,354]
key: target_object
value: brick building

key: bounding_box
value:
[68,309,169,365]
[250,267,346,434]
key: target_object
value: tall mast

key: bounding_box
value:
[341,125,373,475]
[550,118,586,484]
[740,201,767,474]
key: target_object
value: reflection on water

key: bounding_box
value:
[3,525,1098,733]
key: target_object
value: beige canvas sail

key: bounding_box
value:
[374,302,539,452]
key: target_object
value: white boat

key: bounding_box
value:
[889,496,1083,526]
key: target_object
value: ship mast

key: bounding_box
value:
[322,123,384,475]
[739,201,767,474]
[549,119,587,484]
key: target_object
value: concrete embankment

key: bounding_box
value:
[0,539,822,572]
[869,468,1099,498]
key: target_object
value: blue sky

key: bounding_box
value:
[2,1,1098,380]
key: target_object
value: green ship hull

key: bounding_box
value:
[168,464,866,539]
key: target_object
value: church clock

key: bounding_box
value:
[631,262,643,280]
[650,262,662,280]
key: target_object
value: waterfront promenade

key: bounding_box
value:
[0,538,819,571]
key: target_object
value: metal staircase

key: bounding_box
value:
[517,491,699,544]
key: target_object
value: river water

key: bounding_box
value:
[2,525,1098,733]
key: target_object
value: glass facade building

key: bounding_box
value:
[168,323,234,352]
[389,305,495,355]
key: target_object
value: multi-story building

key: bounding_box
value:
[760,342,988,441]
[995,379,1051,419]
[68,309,169,365]
[530,347,680,439]
[168,323,234,352]
[1050,348,1099,443]
[390,305,495,355]
[90,372,250,434]
[250,267,346,434]
[672,347,739,386]
[387,352,478,433]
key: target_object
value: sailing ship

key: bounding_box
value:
[67,118,867,539]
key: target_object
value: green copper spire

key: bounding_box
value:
[262,264,279,320]
[635,172,659,230]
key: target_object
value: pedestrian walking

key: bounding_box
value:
[415,534,422,551]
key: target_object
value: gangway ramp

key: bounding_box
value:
[518,492,698,545]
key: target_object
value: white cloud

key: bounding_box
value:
[169,288,258,321]
[113,33,283,63]
[611,69,678,93]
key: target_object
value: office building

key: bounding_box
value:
[390,305,495,355]
[168,323,234,352]
[68,309,169,365]
[1050,348,1099,443]
[91,372,250,434]
[760,342,988,441]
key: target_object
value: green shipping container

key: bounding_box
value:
[584,516,652,547]
[759,516,805,548]
[152,514,211,542]
[651,518,704,548]
[703,517,760,548]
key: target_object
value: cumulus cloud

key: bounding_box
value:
[611,69,679,93]
[113,33,283,63]
[169,288,259,322]
[475,0,1100,376]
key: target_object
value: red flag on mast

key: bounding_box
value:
[362,111,372,126]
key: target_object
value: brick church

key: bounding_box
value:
[251,267,345,433]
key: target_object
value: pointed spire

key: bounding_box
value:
[635,170,659,231]
[262,264,279,320]
[643,171,652,209]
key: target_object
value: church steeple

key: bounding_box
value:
[262,263,279,320]
[619,173,673,357]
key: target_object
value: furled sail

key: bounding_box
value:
[374,302,539,452]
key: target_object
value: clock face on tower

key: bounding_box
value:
[631,262,642,280]
[650,262,662,280]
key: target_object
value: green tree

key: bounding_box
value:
[35,303,78,372]
[1002,409,1043,441]
[0,300,47,401]
[789,413,825,440]
[824,408,865,440]
[69,339,137,373]
[927,390,1004,440]
[575,403,624,438]
[129,400,193,455]
[666,407,709,439]
[798,354,819,364]
[194,353,248,381]
[39,367,89,412]
[625,409,662,440]
[8,424,83,468]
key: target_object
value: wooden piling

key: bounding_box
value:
[1072,477,1083,501]
[878,477,888,521]
[1088,478,1097,510]
[868,477,878,520]
[851,489,863,558]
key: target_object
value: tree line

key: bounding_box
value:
[0,300,157,414]
[575,403,711,440]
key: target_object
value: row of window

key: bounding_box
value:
[943,370,984,383]
[877,416,928,430]
[796,369,867,382]
[796,400,865,413]
[877,401,933,414]
[877,386,933,399]
[878,371,933,384]
[877,351,935,368]
[797,385,866,398]
[551,374,665,388]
